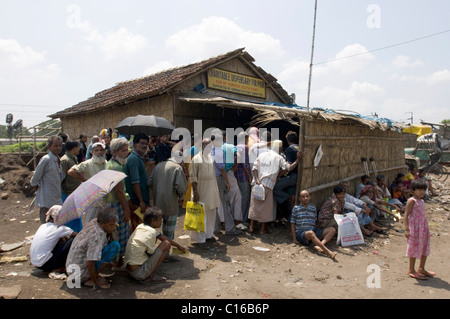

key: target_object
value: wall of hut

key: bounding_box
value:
[60,94,173,139]
[299,119,407,207]
[172,58,287,133]
[402,132,418,148]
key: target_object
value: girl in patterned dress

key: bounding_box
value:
[404,179,435,280]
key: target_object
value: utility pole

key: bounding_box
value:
[406,112,413,125]
[306,0,318,111]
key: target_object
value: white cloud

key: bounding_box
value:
[165,16,285,62]
[0,38,60,81]
[0,38,46,68]
[391,68,450,85]
[427,69,450,85]
[85,27,148,60]
[69,17,148,60]
[328,44,375,74]
[392,55,423,68]
[312,81,385,114]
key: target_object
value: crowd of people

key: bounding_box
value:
[28,126,435,289]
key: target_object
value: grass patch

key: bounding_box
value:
[0,141,47,153]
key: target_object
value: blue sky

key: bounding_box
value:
[1,0,449,128]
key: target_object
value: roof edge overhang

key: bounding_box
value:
[178,92,406,132]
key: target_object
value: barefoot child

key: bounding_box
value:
[290,190,337,259]
[124,206,187,284]
[404,179,434,280]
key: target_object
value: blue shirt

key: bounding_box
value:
[221,143,237,172]
[290,204,317,233]
[124,150,149,205]
[190,146,200,157]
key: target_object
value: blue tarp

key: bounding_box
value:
[262,102,395,128]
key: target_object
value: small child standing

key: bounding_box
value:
[404,179,435,280]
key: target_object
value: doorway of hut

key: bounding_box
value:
[253,118,301,225]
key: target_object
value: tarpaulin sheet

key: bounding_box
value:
[402,125,433,136]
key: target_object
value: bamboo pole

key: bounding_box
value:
[33,128,37,170]
[306,0,318,111]
[295,118,307,204]
[305,164,408,194]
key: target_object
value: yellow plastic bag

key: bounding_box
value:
[183,201,205,233]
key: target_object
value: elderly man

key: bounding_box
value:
[249,140,303,235]
[31,135,65,224]
[189,138,221,247]
[124,133,150,233]
[66,208,120,289]
[104,137,131,262]
[68,142,107,223]
[149,153,188,240]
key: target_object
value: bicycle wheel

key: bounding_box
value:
[429,163,448,182]
[440,165,448,182]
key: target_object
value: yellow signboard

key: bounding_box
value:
[207,68,266,98]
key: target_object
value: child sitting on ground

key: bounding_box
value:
[123,206,187,284]
[392,180,409,204]
[290,190,336,259]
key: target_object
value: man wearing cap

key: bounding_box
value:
[68,142,107,223]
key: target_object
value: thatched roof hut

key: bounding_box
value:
[50,48,408,206]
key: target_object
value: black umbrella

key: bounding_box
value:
[115,115,175,136]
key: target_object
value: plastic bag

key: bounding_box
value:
[183,201,205,233]
[333,213,364,247]
[253,184,265,201]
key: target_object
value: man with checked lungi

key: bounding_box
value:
[104,137,131,266]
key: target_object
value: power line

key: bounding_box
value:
[0,103,63,108]
[314,29,450,65]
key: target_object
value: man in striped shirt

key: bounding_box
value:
[290,190,336,259]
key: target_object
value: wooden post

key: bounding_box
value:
[33,128,37,170]
[19,136,22,160]
[295,117,307,204]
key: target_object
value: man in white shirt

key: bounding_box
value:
[30,205,77,272]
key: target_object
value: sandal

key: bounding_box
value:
[419,270,436,277]
[409,272,428,280]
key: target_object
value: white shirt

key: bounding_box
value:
[253,150,289,190]
[30,223,74,267]
[248,141,269,167]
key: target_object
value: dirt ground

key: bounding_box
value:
[0,153,449,301]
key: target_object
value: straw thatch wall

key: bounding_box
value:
[298,119,407,207]
[60,94,173,139]
[403,132,418,148]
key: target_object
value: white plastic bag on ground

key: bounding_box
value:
[334,213,364,247]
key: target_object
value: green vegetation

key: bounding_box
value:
[0,141,47,153]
